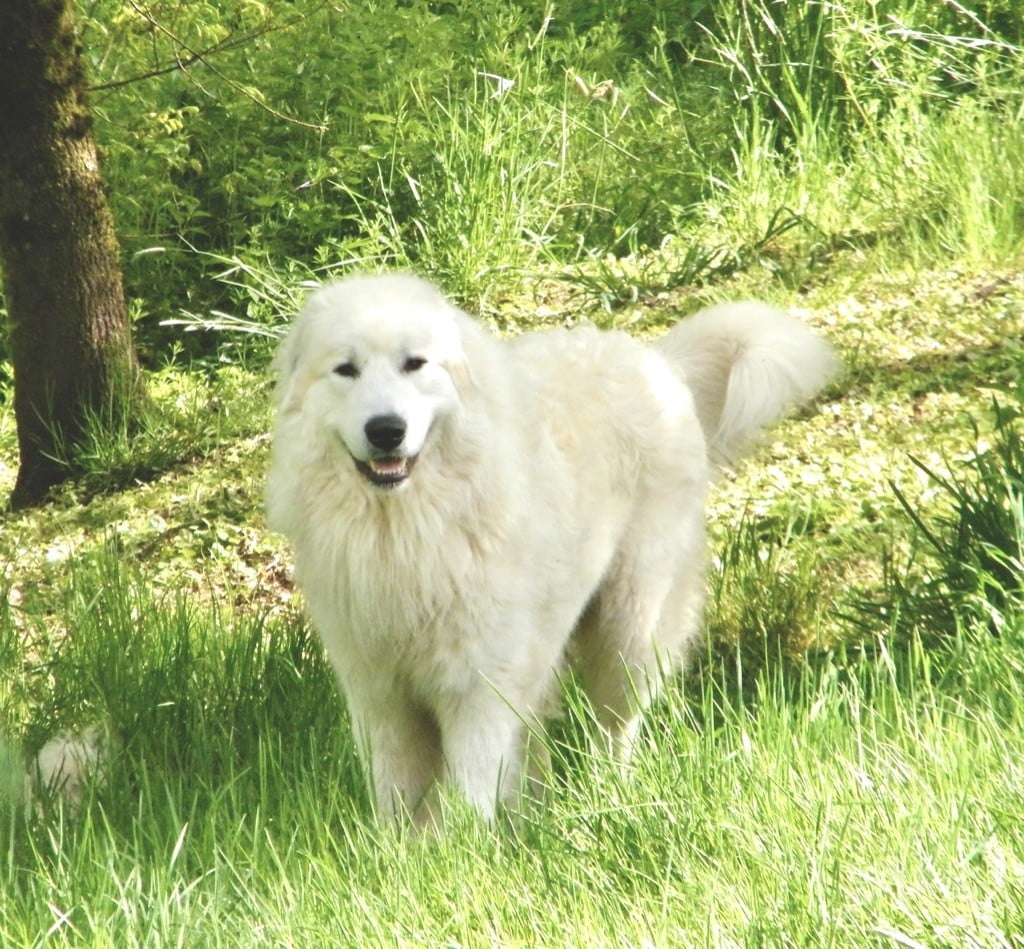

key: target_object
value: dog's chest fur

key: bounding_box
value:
[294,471,535,689]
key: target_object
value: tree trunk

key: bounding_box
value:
[0,0,143,510]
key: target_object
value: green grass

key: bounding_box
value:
[3,576,1023,944]
[37,363,272,502]
[2,0,1024,943]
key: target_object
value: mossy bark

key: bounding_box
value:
[0,0,143,509]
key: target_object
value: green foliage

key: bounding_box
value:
[60,0,1023,359]
[557,208,804,312]
[33,551,338,769]
[707,503,835,664]
[165,251,317,344]
[701,0,1023,149]
[333,75,569,303]
[870,391,1024,641]
[39,363,271,500]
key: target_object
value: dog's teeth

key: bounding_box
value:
[371,459,407,476]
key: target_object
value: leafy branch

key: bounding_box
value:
[89,0,330,131]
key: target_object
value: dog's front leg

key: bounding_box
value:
[438,689,527,822]
[349,696,445,829]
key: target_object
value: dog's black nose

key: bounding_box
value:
[364,414,407,451]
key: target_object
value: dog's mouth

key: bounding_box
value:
[353,453,418,489]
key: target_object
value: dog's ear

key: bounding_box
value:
[272,320,311,414]
[446,310,485,394]
[447,350,478,394]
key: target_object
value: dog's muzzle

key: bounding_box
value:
[354,413,416,489]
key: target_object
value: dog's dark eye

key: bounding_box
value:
[403,356,427,373]
[333,362,359,379]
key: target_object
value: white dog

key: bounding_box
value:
[267,273,836,827]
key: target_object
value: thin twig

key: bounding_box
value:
[89,30,261,93]
[90,0,330,131]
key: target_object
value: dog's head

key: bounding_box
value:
[273,273,472,491]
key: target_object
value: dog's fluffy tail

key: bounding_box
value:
[654,301,838,469]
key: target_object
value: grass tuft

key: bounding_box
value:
[864,390,1024,643]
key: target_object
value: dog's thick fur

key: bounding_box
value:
[268,273,836,827]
